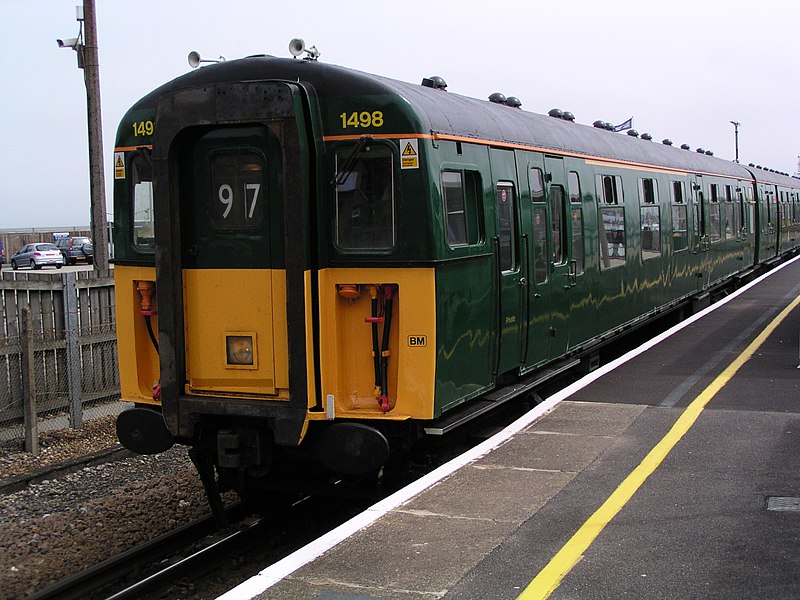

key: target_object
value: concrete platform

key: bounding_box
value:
[220,256,800,600]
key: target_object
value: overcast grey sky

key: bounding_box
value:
[1,0,797,229]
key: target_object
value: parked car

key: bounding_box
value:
[11,243,65,270]
[55,236,94,265]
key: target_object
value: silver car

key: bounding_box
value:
[11,243,65,270]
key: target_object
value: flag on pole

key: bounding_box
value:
[613,117,634,132]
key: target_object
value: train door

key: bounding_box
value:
[178,125,288,398]
[758,183,777,259]
[490,148,525,376]
[691,174,709,288]
[520,156,573,370]
[543,156,572,359]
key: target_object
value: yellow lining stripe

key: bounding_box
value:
[518,292,800,600]
[114,144,153,152]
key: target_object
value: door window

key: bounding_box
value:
[532,207,548,284]
[210,152,266,229]
[708,184,721,242]
[571,207,584,275]
[496,183,517,272]
[550,186,566,265]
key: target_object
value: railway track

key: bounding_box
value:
[0,446,133,495]
[26,502,246,600]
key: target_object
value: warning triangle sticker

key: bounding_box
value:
[115,155,124,168]
[402,142,417,156]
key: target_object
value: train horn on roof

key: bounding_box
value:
[187,51,226,69]
[288,38,320,60]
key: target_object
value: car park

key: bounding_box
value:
[55,236,94,265]
[11,243,65,270]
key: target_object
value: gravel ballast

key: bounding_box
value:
[0,417,217,599]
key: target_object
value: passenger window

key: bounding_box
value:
[442,170,483,248]
[596,174,625,269]
[334,144,395,251]
[442,171,467,247]
[639,178,658,205]
[671,181,688,252]
[639,178,660,260]
[130,152,155,251]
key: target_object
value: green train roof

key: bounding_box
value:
[129,55,798,187]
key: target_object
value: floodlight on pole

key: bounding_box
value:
[730,120,741,163]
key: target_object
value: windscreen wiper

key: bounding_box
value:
[331,135,372,186]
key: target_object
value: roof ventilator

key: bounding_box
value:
[421,76,447,90]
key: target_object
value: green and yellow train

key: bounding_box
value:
[113,43,800,504]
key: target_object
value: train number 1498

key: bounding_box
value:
[339,111,384,129]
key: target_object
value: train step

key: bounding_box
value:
[423,358,581,435]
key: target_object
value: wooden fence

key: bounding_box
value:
[0,269,119,449]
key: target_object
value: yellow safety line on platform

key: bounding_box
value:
[519,292,800,600]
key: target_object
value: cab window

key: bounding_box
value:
[334,144,395,251]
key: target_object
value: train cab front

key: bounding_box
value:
[111,73,317,497]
